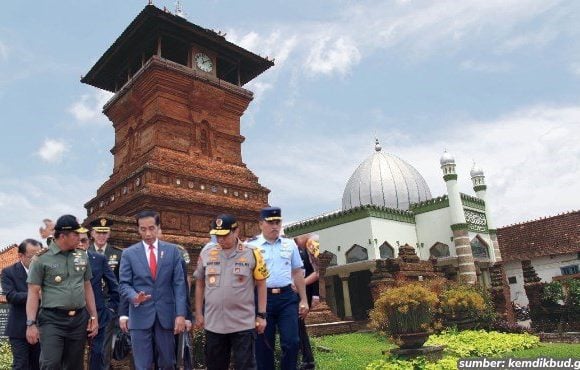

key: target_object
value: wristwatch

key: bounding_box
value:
[26,319,36,327]
[256,312,267,319]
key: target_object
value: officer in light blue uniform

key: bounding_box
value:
[247,207,309,370]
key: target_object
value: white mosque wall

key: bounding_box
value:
[369,218,418,259]
[505,253,580,306]
[315,218,373,265]
[504,261,527,305]
[415,207,453,260]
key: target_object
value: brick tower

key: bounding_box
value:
[81,5,273,248]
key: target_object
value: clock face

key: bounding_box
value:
[195,53,213,73]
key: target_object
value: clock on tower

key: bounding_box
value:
[81,5,274,248]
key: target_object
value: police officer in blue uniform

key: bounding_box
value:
[247,207,309,370]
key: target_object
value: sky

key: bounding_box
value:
[1,0,579,247]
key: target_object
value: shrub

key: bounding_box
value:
[565,279,580,308]
[542,281,564,305]
[486,318,532,334]
[439,284,487,319]
[0,340,12,370]
[369,283,439,337]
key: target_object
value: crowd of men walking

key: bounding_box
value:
[1,206,320,370]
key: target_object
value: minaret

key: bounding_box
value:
[470,163,502,262]
[440,151,477,284]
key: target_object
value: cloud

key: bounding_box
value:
[570,63,580,77]
[37,139,68,163]
[460,60,511,73]
[68,90,113,123]
[0,175,100,248]
[257,103,580,227]
[305,36,361,76]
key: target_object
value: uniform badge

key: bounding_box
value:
[55,276,62,283]
[210,250,219,256]
[100,218,107,227]
[215,218,223,227]
[209,276,216,284]
[234,267,241,274]
[208,268,216,274]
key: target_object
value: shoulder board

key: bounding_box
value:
[35,248,49,257]
[176,244,185,251]
[244,243,256,250]
[246,236,258,242]
[111,245,124,251]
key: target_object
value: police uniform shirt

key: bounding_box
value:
[193,241,268,334]
[246,235,303,288]
[27,242,92,309]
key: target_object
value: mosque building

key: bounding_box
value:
[284,139,504,319]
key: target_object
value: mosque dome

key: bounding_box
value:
[439,150,455,166]
[342,139,432,211]
[470,163,484,178]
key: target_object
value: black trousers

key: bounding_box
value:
[205,329,256,370]
[9,337,40,370]
[298,318,315,369]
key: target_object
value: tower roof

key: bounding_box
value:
[342,139,432,211]
[82,5,274,92]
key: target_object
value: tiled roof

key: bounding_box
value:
[497,210,580,261]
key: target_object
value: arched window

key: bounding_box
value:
[430,242,450,258]
[470,236,490,259]
[379,242,394,259]
[346,244,368,263]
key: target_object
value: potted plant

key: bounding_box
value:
[439,284,489,330]
[369,283,438,349]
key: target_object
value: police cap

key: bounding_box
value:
[210,214,238,236]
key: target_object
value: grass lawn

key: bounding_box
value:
[311,332,580,370]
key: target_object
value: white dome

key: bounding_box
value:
[470,163,484,178]
[342,140,432,211]
[440,150,455,166]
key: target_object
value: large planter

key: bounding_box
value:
[396,331,431,349]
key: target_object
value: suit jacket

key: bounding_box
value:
[119,240,187,330]
[89,243,123,281]
[87,251,120,329]
[1,262,32,338]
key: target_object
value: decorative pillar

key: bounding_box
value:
[307,251,341,324]
[471,164,502,262]
[489,262,514,323]
[340,273,353,320]
[369,259,395,301]
[441,151,476,284]
[522,260,548,331]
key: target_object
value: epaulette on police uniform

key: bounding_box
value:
[246,236,258,242]
[111,245,123,251]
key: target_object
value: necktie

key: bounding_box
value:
[149,244,157,280]
[98,247,104,254]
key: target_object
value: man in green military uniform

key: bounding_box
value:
[26,214,99,370]
[89,217,123,369]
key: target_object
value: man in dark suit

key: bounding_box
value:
[79,231,120,370]
[88,217,123,369]
[119,210,187,370]
[1,238,42,370]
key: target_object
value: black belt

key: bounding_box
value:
[43,307,85,317]
[267,285,292,294]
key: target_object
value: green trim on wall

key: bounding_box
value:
[409,195,449,214]
[443,174,458,181]
[488,229,497,235]
[284,204,415,237]
[460,193,486,211]
[473,185,487,192]
[450,223,469,231]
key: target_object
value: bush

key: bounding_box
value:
[565,279,580,308]
[542,281,564,305]
[486,318,532,334]
[369,283,438,337]
[0,340,12,370]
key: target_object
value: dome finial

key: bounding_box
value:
[375,138,382,152]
